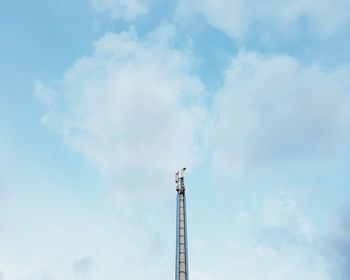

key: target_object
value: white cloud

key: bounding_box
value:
[188,193,330,280]
[191,234,329,280]
[31,23,205,280]
[1,186,331,280]
[36,24,205,197]
[91,0,148,20]
[176,0,350,38]
[0,219,168,279]
[0,185,174,280]
[261,197,316,242]
[73,257,94,278]
[207,50,350,176]
[32,21,350,280]
[328,204,350,279]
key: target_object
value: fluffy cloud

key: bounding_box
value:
[261,197,316,242]
[213,245,329,280]
[33,21,350,280]
[91,0,148,20]
[208,50,350,176]
[176,0,350,38]
[32,24,205,280]
[328,204,350,279]
[73,257,94,278]
[190,196,329,280]
[0,188,174,280]
[0,189,332,280]
[36,25,205,196]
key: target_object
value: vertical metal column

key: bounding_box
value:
[175,168,188,280]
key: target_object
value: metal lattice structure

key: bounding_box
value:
[175,168,189,280]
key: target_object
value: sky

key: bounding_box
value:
[1,0,350,279]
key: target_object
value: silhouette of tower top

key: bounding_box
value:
[175,167,189,280]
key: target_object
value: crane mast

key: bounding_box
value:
[175,167,189,280]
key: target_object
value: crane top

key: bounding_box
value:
[175,167,186,194]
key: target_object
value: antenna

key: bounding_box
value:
[175,167,189,280]
[175,167,186,194]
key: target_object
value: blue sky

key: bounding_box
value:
[1,0,350,279]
